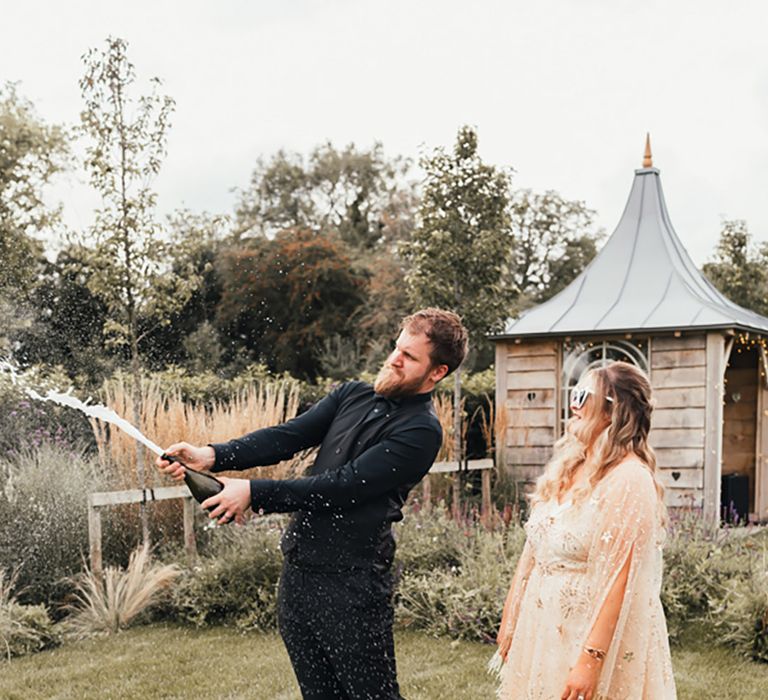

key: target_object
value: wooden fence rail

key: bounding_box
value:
[423,458,494,521]
[89,458,498,575]
[88,485,197,578]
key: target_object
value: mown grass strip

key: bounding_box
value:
[1,625,767,699]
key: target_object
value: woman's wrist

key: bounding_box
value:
[582,645,607,663]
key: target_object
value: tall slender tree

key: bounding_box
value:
[401,126,512,507]
[79,37,200,542]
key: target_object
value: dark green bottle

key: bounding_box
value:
[162,454,224,512]
[183,468,224,508]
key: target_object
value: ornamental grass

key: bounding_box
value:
[91,374,305,489]
[62,543,180,639]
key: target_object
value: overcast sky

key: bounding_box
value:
[3,0,768,264]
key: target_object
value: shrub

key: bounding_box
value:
[710,544,768,662]
[0,444,119,609]
[394,508,526,642]
[161,507,526,642]
[151,361,336,408]
[393,507,767,649]
[0,570,58,660]
[62,543,181,639]
[393,505,468,574]
[0,377,95,457]
[169,518,283,630]
[661,513,756,644]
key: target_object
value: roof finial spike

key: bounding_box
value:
[643,132,653,168]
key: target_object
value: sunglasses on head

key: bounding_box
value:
[570,386,615,410]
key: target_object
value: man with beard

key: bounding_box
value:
[157,308,468,700]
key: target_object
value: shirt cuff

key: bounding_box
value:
[208,442,238,472]
[250,479,278,512]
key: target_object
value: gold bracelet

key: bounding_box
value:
[583,645,607,662]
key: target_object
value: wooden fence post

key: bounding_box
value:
[87,496,103,580]
[421,474,432,511]
[183,496,198,564]
[481,468,492,526]
[451,466,461,517]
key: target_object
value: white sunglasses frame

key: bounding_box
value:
[570,386,615,410]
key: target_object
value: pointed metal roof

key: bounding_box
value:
[495,145,768,339]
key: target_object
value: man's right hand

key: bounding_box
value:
[156,442,216,480]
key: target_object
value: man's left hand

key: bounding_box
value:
[202,476,251,525]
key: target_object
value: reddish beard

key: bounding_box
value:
[374,364,430,398]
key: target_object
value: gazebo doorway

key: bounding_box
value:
[722,344,760,521]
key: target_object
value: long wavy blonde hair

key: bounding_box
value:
[532,361,666,520]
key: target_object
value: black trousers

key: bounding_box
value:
[277,560,403,700]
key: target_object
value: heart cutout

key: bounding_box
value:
[671,471,681,482]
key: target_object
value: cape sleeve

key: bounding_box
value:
[581,461,668,696]
[489,536,535,673]
[499,538,535,640]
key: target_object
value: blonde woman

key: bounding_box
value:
[490,362,676,699]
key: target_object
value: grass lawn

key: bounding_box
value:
[2,625,767,699]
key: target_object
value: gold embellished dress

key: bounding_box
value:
[492,461,676,699]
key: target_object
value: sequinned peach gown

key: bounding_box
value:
[491,461,676,699]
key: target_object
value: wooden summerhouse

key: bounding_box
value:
[492,141,768,524]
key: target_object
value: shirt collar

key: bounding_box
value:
[373,390,433,407]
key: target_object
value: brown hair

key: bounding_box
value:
[400,308,469,375]
[533,361,665,519]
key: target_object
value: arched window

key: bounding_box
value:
[561,339,649,427]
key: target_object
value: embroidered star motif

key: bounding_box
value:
[600,531,614,544]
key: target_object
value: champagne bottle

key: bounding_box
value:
[162,453,224,513]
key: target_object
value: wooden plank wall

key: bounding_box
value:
[496,340,559,484]
[649,335,707,509]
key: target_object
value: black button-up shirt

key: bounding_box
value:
[210,381,442,571]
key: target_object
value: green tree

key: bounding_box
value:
[235,141,416,250]
[400,125,512,492]
[702,219,768,316]
[0,83,69,352]
[353,249,411,358]
[78,37,200,541]
[235,141,416,369]
[141,209,229,372]
[216,229,368,379]
[14,245,111,385]
[401,126,512,343]
[507,189,601,312]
